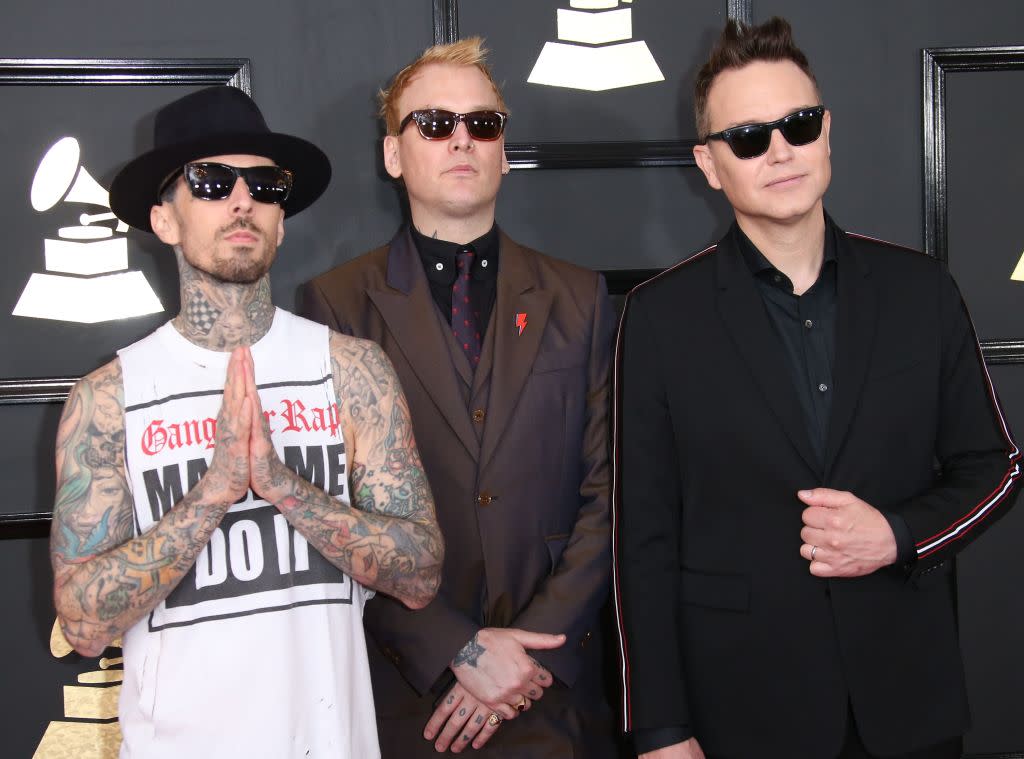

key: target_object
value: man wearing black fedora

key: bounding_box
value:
[48,85,444,758]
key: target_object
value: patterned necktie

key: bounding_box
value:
[452,248,481,365]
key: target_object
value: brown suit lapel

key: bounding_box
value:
[479,235,553,470]
[368,230,480,459]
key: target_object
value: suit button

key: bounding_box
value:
[477,491,493,506]
[580,631,592,648]
[472,409,485,423]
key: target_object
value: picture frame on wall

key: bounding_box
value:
[0,58,250,527]
[923,45,1024,364]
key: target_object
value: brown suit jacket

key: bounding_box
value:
[301,227,617,758]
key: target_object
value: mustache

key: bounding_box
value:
[218,218,263,238]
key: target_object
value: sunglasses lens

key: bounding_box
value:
[465,111,505,140]
[244,166,293,204]
[417,110,458,139]
[726,126,772,159]
[780,108,824,147]
[186,163,237,200]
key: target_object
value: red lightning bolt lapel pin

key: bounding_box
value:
[515,312,527,336]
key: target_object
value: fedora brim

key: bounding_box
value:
[109,132,331,232]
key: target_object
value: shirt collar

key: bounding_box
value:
[735,222,837,293]
[411,224,500,286]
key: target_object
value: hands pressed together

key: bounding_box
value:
[203,346,295,507]
[423,627,565,752]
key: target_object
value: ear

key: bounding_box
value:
[383,135,403,179]
[501,148,510,176]
[822,109,832,157]
[275,211,285,246]
[150,202,181,246]
[692,143,723,191]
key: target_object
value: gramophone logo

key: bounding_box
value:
[527,0,665,91]
[13,137,163,324]
[33,620,122,758]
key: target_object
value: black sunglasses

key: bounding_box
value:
[159,162,294,204]
[704,106,825,159]
[398,109,508,141]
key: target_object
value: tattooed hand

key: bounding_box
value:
[202,347,256,504]
[423,681,503,752]
[449,628,563,717]
[234,346,293,502]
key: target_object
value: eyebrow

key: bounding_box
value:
[718,104,819,131]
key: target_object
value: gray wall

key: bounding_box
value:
[2,1,1023,756]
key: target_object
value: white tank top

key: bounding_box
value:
[117,308,379,759]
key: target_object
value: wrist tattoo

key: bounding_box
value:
[453,633,486,668]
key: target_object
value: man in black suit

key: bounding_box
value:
[614,17,1021,759]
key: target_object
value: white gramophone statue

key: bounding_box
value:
[527,0,664,91]
[13,137,163,324]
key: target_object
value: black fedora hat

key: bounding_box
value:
[109,86,331,232]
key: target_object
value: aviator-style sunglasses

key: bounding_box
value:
[704,105,825,159]
[159,162,294,204]
[399,109,509,141]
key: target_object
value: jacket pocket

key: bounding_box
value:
[532,347,587,374]
[680,568,750,612]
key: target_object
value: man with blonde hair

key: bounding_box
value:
[303,37,618,757]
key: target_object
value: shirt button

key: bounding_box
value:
[435,262,444,271]
[477,491,493,507]
[773,274,782,283]
[472,409,485,423]
[481,259,488,268]
[804,319,813,329]
[818,383,828,392]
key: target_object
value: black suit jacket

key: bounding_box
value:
[302,227,618,758]
[613,219,1021,759]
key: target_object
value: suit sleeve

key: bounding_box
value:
[897,266,1021,578]
[612,289,690,734]
[300,280,351,336]
[301,277,485,694]
[510,273,615,687]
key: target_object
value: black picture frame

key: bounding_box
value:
[433,0,752,169]
[0,58,250,530]
[922,45,1024,364]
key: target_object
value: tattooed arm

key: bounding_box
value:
[248,335,443,609]
[50,356,254,657]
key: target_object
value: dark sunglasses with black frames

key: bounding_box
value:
[399,109,509,141]
[703,105,825,160]
[158,162,294,204]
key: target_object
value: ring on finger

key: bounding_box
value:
[810,545,818,561]
[487,713,502,727]
[514,695,528,712]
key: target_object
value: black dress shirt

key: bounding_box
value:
[410,224,500,340]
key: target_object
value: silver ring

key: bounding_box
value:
[810,545,818,561]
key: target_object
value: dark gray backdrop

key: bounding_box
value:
[2,1,1023,756]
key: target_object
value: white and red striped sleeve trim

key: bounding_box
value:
[914,313,1022,559]
[610,244,717,731]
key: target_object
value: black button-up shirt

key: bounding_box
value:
[738,225,838,464]
[411,224,500,340]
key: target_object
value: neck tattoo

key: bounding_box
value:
[172,247,275,351]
